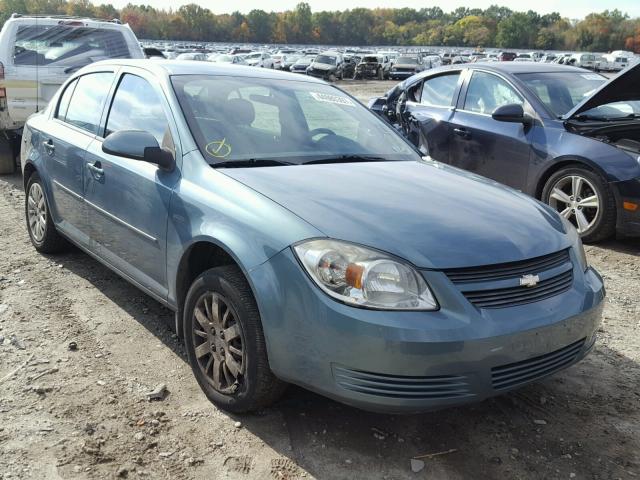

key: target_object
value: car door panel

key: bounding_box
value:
[83,71,180,298]
[43,120,93,244]
[448,70,532,191]
[448,111,532,190]
[401,71,463,160]
[83,141,178,296]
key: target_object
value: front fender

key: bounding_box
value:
[165,152,323,307]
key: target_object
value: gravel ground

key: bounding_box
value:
[0,79,639,480]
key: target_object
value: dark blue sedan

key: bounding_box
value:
[369,62,640,242]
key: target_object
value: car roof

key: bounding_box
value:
[85,59,327,84]
[468,62,588,74]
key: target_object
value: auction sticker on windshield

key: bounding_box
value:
[310,92,355,107]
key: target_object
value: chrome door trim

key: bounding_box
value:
[53,179,83,200]
[84,198,157,243]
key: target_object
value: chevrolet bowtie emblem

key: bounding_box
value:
[520,274,540,288]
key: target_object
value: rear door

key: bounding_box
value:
[401,70,463,159]
[448,70,532,190]
[43,71,115,246]
[83,69,181,298]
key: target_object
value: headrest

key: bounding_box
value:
[225,98,255,126]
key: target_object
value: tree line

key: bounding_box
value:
[1,0,640,52]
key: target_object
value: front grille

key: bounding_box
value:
[443,249,574,309]
[491,338,585,390]
[333,365,473,400]
[445,249,570,284]
[463,270,573,309]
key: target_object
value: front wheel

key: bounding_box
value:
[542,167,616,243]
[183,265,287,413]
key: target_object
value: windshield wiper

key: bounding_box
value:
[211,158,295,168]
[302,155,388,165]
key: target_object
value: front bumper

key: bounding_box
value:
[612,177,640,237]
[307,69,334,79]
[250,248,605,413]
[389,71,416,79]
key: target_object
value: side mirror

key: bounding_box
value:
[102,130,174,171]
[491,104,532,125]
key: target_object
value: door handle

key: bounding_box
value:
[42,139,55,154]
[453,128,471,140]
[87,161,104,177]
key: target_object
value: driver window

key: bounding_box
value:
[464,71,523,115]
[105,74,172,149]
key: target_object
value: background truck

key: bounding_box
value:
[0,14,144,173]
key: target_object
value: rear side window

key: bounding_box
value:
[13,25,130,67]
[420,73,460,107]
[55,78,77,121]
[105,74,171,147]
[64,72,114,135]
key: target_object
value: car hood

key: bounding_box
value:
[563,62,640,120]
[223,160,569,269]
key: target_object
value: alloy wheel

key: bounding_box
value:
[192,292,245,394]
[548,175,600,233]
[27,182,47,243]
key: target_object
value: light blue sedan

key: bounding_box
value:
[21,60,605,413]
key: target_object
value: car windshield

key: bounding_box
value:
[516,71,607,117]
[14,24,129,66]
[362,56,378,63]
[397,57,419,64]
[315,55,336,65]
[171,75,418,165]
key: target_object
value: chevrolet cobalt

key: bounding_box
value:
[21,61,604,413]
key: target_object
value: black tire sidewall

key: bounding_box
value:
[183,267,263,411]
[542,167,614,242]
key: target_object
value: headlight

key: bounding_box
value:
[560,216,588,271]
[293,239,438,310]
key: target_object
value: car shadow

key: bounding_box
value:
[50,245,639,480]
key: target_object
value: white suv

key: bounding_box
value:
[0,14,144,173]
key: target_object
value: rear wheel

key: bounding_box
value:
[0,135,15,175]
[183,265,287,413]
[542,166,616,243]
[25,172,69,253]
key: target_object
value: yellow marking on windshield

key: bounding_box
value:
[205,138,232,158]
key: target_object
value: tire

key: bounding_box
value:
[25,172,69,253]
[183,265,287,413]
[0,134,15,175]
[328,73,337,82]
[541,166,616,243]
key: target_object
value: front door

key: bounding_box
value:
[83,71,180,298]
[449,70,532,191]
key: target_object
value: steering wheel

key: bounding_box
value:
[309,128,337,141]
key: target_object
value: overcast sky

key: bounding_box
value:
[106,0,640,19]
